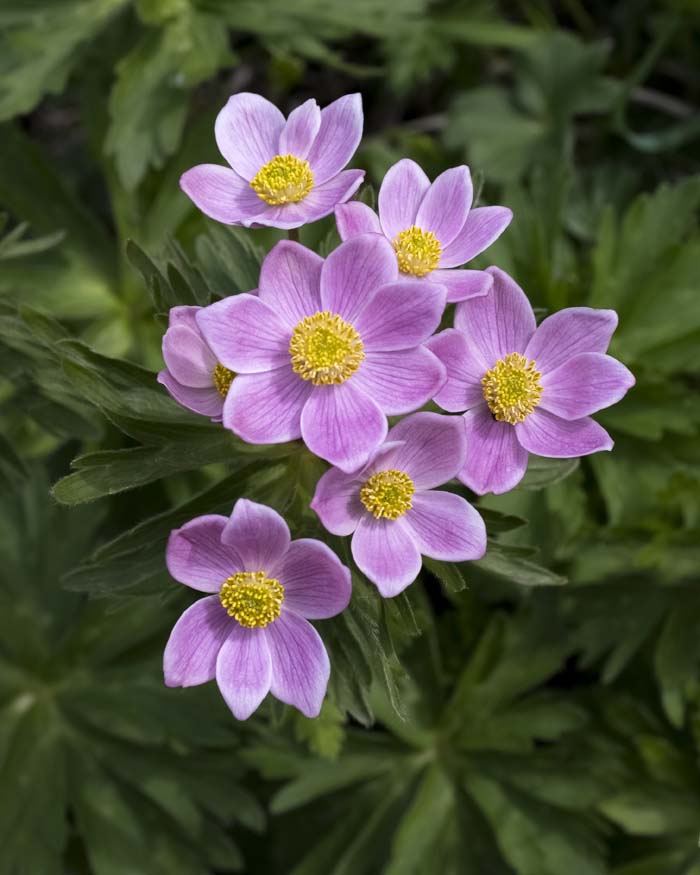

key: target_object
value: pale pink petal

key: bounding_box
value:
[279,99,321,158]
[166,515,241,592]
[215,93,285,181]
[162,324,217,388]
[540,353,635,419]
[310,467,364,536]
[525,308,619,375]
[224,367,311,444]
[353,348,446,415]
[404,491,486,561]
[430,269,493,303]
[266,611,330,717]
[157,371,224,420]
[301,382,387,473]
[335,201,382,240]
[454,267,536,365]
[164,596,232,687]
[352,516,422,597]
[221,498,291,574]
[415,166,473,247]
[258,240,323,327]
[306,94,363,185]
[248,170,364,230]
[439,206,513,267]
[353,280,445,351]
[459,405,529,495]
[425,329,486,412]
[168,306,201,330]
[387,412,466,489]
[180,164,263,224]
[216,625,272,720]
[277,539,351,619]
[515,410,613,458]
[378,159,431,239]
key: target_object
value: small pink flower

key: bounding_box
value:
[427,267,636,495]
[181,93,365,230]
[164,499,351,720]
[157,306,233,421]
[335,158,512,303]
[311,413,486,597]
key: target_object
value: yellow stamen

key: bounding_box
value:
[212,363,234,398]
[481,352,543,424]
[250,154,314,205]
[219,571,284,628]
[289,311,364,385]
[360,469,415,520]
[392,226,441,277]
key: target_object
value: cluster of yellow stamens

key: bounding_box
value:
[250,154,314,205]
[392,225,442,277]
[212,362,235,398]
[360,469,415,520]
[219,571,284,628]
[481,352,543,424]
[289,311,365,385]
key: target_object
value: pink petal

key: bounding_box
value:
[258,240,323,328]
[215,93,285,181]
[320,234,398,325]
[248,170,364,231]
[352,516,422,597]
[306,93,363,185]
[310,466,364,536]
[459,405,529,495]
[221,499,291,574]
[378,159,430,240]
[430,269,493,303]
[196,294,289,374]
[335,201,382,241]
[164,596,232,687]
[157,371,224,421]
[180,164,264,224]
[386,412,466,489]
[279,98,321,158]
[415,166,473,247]
[267,611,330,717]
[216,625,272,720]
[404,490,486,561]
[301,382,387,473]
[454,267,536,366]
[166,515,241,592]
[540,353,635,419]
[162,324,217,388]
[224,367,311,444]
[278,539,351,619]
[353,280,445,351]
[439,206,513,268]
[168,305,201,330]
[515,410,613,458]
[525,307,619,375]
[425,329,486,412]
[353,348,446,415]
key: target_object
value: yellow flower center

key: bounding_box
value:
[289,311,365,385]
[250,154,314,205]
[481,352,543,424]
[212,362,235,398]
[392,226,442,277]
[219,571,284,628]
[360,469,415,520]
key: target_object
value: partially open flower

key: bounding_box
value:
[157,306,234,421]
[335,158,512,303]
[427,267,636,495]
[164,499,351,719]
[180,93,365,230]
[311,413,486,597]
[196,235,447,473]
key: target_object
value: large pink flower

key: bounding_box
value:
[181,93,365,230]
[196,235,447,473]
[311,413,486,597]
[427,267,635,495]
[164,499,351,719]
[335,158,512,303]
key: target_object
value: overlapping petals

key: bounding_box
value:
[157,306,227,421]
[311,413,486,597]
[164,499,351,719]
[335,158,512,302]
[181,92,364,230]
[197,235,447,473]
[428,267,635,494]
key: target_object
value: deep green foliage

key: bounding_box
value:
[1,1,699,873]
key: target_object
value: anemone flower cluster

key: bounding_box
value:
[159,91,635,721]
